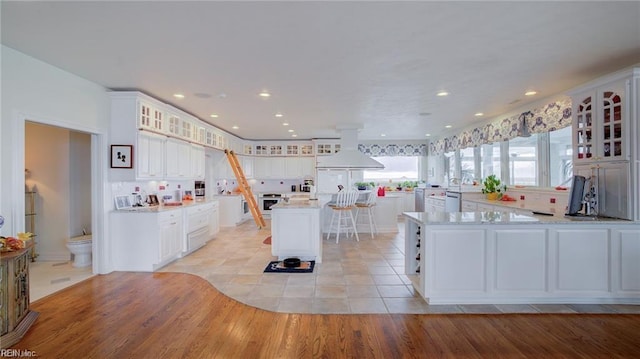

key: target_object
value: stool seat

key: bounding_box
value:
[355,191,378,238]
[326,190,360,243]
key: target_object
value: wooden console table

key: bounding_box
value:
[1,244,39,348]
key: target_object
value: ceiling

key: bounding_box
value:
[2,1,639,141]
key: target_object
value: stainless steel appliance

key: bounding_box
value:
[195,181,205,197]
[301,179,314,192]
[414,188,426,212]
[445,191,461,212]
[259,193,283,215]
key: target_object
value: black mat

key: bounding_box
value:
[264,260,315,273]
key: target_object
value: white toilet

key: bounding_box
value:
[66,234,92,267]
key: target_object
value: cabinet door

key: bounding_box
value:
[598,81,627,161]
[165,139,191,179]
[210,204,220,236]
[598,162,630,219]
[137,132,164,179]
[253,157,268,178]
[300,157,315,177]
[191,145,205,179]
[159,218,181,263]
[269,158,285,178]
[241,156,253,178]
[284,157,301,178]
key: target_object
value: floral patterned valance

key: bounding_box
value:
[359,142,428,157]
[429,97,572,155]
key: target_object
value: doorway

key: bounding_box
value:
[24,121,95,300]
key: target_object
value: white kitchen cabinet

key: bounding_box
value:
[165,138,191,179]
[550,228,610,293]
[136,131,165,179]
[462,200,478,211]
[254,157,285,178]
[425,197,445,212]
[574,162,631,219]
[215,195,247,226]
[111,208,183,272]
[138,99,165,133]
[210,201,220,237]
[240,156,253,178]
[611,228,640,293]
[571,78,629,163]
[191,144,205,179]
[271,205,323,263]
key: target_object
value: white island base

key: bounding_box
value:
[404,211,640,305]
[271,199,323,263]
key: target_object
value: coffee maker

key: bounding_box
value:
[195,181,205,198]
[301,179,314,192]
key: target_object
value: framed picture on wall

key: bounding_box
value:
[111,145,133,168]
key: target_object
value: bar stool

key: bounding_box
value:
[355,191,377,238]
[326,190,360,244]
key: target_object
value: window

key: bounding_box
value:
[549,126,573,186]
[363,156,419,182]
[480,142,501,179]
[460,147,475,184]
[508,135,538,185]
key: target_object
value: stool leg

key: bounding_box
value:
[326,210,336,240]
[367,207,374,238]
[348,209,359,242]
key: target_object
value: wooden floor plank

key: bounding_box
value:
[14,272,640,358]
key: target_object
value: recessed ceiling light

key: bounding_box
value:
[288,129,295,133]
[232,125,239,129]
[474,112,484,117]
[381,134,386,137]
[282,122,289,126]
[210,114,219,118]
[445,125,452,129]
[525,90,537,96]
[173,93,185,99]
[436,91,449,97]
[275,113,283,117]
[425,133,431,137]
[259,91,271,98]
[291,134,298,138]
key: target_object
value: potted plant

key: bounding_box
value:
[481,175,506,200]
[355,182,369,190]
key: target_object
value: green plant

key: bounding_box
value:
[481,175,506,194]
[355,182,370,189]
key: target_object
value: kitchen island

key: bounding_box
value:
[270,197,325,263]
[404,211,640,305]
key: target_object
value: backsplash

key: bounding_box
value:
[111,180,194,207]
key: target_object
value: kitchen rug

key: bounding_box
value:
[264,260,315,273]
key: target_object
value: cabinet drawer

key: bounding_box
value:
[188,211,210,232]
[158,209,181,223]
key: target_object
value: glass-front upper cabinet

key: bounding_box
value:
[138,101,164,133]
[571,77,628,163]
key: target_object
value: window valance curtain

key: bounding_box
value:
[358,142,428,157]
[429,97,572,155]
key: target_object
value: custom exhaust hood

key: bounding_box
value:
[316,125,384,170]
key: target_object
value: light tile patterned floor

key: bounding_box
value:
[30,219,640,314]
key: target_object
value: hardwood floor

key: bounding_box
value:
[15,272,640,358]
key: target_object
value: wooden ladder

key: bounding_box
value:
[225,150,267,229]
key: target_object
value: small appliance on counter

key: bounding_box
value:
[195,181,205,198]
[301,179,314,192]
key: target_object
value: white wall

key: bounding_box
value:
[25,122,89,260]
[1,46,110,272]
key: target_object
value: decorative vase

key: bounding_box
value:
[486,192,499,201]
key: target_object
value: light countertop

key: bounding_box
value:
[404,211,636,225]
[114,198,218,213]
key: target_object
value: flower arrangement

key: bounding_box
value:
[0,232,33,252]
[481,175,507,200]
